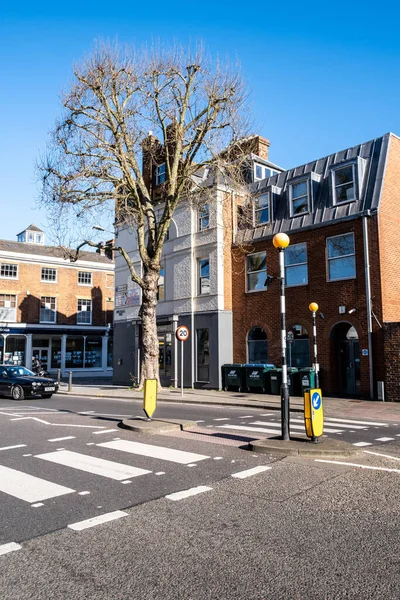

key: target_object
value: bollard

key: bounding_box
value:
[57,369,61,385]
[68,371,72,392]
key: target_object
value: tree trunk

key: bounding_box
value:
[138,270,161,390]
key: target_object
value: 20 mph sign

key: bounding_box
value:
[176,326,190,342]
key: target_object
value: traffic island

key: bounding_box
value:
[120,418,198,434]
[249,435,360,458]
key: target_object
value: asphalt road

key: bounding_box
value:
[1,394,399,599]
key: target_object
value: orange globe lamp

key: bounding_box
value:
[273,232,290,249]
[309,302,319,313]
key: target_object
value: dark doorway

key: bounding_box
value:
[331,323,360,396]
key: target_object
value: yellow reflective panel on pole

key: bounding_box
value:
[143,379,157,419]
[304,388,324,438]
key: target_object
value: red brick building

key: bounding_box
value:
[232,133,400,401]
[0,225,114,377]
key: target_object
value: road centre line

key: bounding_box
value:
[364,450,400,461]
[165,486,212,501]
[0,542,22,556]
[324,417,388,427]
[98,440,210,464]
[232,465,272,479]
[0,465,75,502]
[48,436,76,443]
[315,459,400,473]
[68,510,128,531]
[92,429,119,435]
[0,444,27,451]
[35,450,151,480]
[250,421,343,434]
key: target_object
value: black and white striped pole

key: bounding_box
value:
[273,232,290,441]
[309,302,320,388]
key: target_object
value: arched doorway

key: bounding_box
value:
[330,323,360,396]
[247,327,268,364]
[287,325,310,368]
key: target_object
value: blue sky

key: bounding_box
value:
[1,1,400,241]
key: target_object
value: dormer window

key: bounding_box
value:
[290,180,309,216]
[254,164,280,181]
[332,165,355,204]
[254,193,269,225]
[155,163,166,185]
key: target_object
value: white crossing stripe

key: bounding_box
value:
[0,542,22,556]
[48,437,76,443]
[92,429,118,435]
[165,486,212,501]
[217,424,286,435]
[98,440,209,465]
[250,421,343,434]
[324,417,388,427]
[353,442,372,447]
[213,418,230,421]
[375,437,395,442]
[0,445,26,451]
[232,466,272,479]
[288,418,367,430]
[0,465,75,503]
[35,450,151,480]
[68,510,128,531]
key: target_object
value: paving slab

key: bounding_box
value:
[249,435,360,458]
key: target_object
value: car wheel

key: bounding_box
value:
[42,394,53,399]
[11,385,25,401]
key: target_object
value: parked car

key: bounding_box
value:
[0,365,59,400]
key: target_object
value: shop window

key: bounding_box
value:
[285,243,308,286]
[327,233,356,281]
[66,336,84,368]
[40,296,56,323]
[247,327,268,363]
[0,294,17,322]
[197,329,210,382]
[51,338,62,369]
[3,336,25,365]
[85,336,102,368]
[107,336,113,368]
[287,325,310,368]
[246,252,267,292]
[77,299,92,324]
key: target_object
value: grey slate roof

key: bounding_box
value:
[16,224,44,236]
[0,239,113,265]
[237,133,391,243]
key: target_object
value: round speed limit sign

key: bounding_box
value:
[176,326,190,342]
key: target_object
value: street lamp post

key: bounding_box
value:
[273,232,290,441]
[309,302,319,388]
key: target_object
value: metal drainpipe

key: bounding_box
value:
[362,213,374,399]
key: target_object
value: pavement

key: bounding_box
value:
[56,379,400,458]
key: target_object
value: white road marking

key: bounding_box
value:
[23,454,32,457]
[260,413,274,417]
[121,480,132,484]
[217,424,286,435]
[35,450,151,481]
[11,417,51,424]
[0,542,21,556]
[48,436,76,443]
[92,429,118,435]
[86,443,95,446]
[213,418,230,421]
[239,416,254,419]
[232,465,272,479]
[288,418,367,430]
[78,491,90,495]
[0,412,19,417]
[0,444,26,451]
[375,437,395,442]
[98,440,210,465]
[52,424,106,429]
[0,465,75,502]
[324,417,388,427]
[79,411,96,414]
[353,442,372,447]
[155,472,165,475]
[68,510,128,531]
[31,503,44,508]
[165,486,212,501]
[213,457,223,460]
[315,459,400,474]
[187,464,197,468]
[250,421,343,434]
[195,420,205,423]
[364,450,400,461]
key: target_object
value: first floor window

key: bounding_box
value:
[287,325,310,368]
[0,294,17,322]
[198,259,210,294]
[78,271,92,285]
[1,263,18,279]
[247,327,268,363]
[197,328,209,382]
[254,193,269,225]
[40,296,56,323]
[285,243,308,286]
[77,299,92,324]
[41,267,57,282]
[327,233,356,281]
[246,252,267,292]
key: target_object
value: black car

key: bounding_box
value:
[0,365,59,400]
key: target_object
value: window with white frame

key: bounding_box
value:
[332,165,355,204]
[27,232,35,243]
[77,299,92,324]
[78,271,92,286]
[36,233,43,244]
[290,180,309,216]
[41,267,57,282]
[198,259,210,295]
[327,233,356,281]
[0,294,17,322]
[246,251,267,292]
[254,193,269,225]
[0,263,18,279]
[254,164,279,180]
[157,267,165,301]
[40,296,56,323]
[285,243,308,286]
[198,204,210,231]
[155,163,166,185]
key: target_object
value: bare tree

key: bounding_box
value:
[39,42,251,387]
